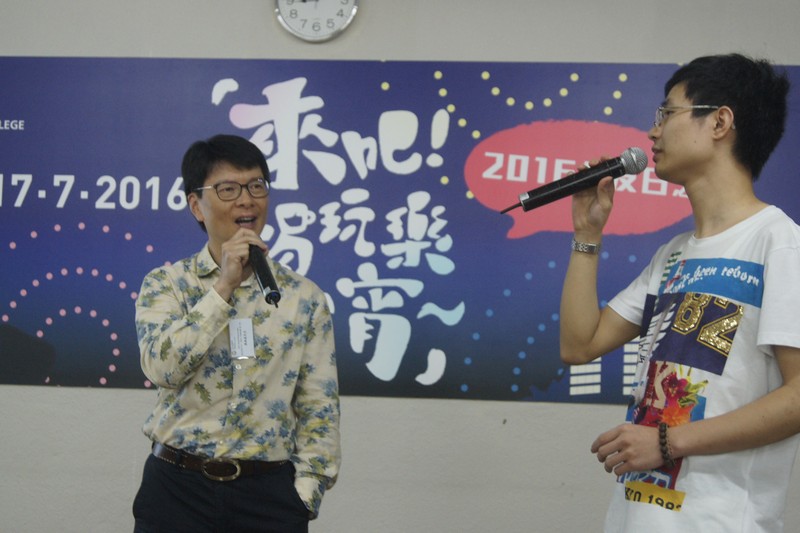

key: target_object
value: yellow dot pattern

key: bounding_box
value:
[377,66,637,200]
[380,67,634,133]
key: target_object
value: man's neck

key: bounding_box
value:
[684,164,766,238]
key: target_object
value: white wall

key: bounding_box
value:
[2,1,800,531]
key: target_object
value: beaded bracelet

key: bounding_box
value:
[658,422,676,469]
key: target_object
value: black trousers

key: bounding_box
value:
[133,454,310,533]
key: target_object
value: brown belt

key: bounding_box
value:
[151,442,287,482]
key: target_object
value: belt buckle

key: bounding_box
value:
[201,457,242,482]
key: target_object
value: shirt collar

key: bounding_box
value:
[196,243,220,278]
[195,243,257,287]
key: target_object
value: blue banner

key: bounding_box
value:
[2,57,799,403]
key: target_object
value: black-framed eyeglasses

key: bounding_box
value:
[193,178,270,201]
[654,105,720,127]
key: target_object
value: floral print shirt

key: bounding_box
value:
[135,244,340,517]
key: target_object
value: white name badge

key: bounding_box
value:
[229,318,256,359]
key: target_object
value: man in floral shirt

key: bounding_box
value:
[133,134,340,532]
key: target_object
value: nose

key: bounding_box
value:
[648,123,660,141]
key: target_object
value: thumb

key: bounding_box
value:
[597,176,616,204]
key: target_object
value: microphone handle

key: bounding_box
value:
[248,245,281,308]
[519,157,624,212]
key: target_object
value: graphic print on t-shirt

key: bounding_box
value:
[658,258,764,308]
[645,256,763,376]
[652,293,744,376]
[620,256,762,511]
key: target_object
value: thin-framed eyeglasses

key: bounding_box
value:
[193,178,270,201]
[654,105,720,127]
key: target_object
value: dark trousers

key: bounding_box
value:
[133,454,310,533]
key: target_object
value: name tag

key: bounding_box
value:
[229,318,255,359]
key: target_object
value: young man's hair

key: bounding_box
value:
[665,53,790,180]
[182,134,270,196]
[181,134,270,231]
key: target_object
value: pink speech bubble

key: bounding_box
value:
[464,120,692,239]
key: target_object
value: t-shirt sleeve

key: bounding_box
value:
[758,245,800,350]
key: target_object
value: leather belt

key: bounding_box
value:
[151,442,287,482]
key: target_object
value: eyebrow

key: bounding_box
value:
[211,176,265,184]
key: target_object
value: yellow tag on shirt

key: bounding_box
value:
[229,318,255,359]
[624,480,685,512]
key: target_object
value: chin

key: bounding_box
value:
[653,165,669,182]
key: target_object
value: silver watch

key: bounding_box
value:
[571,238,601,255]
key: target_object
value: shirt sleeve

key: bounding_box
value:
[290,290,341,519]
[607,239,678,330]
[759,244,800,350]
[135,265,232,388]
[607,262,652,328]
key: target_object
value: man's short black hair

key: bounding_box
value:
[665,53,789,179]
[181,134,270,197]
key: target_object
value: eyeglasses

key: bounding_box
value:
[194,178,270,201]
[654,105,720,127]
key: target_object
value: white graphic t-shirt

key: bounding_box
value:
[605,206,800,532]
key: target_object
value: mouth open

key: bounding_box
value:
[236,216,257,228]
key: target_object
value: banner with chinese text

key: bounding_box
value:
[2,57,798,404]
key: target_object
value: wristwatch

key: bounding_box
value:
[571,238,601,255]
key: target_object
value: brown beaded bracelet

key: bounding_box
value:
[658,422,676,469]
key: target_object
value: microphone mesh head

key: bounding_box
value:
[621,147,648,174]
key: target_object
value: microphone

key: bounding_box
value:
[249,245,281,308]
[501,147,648,213]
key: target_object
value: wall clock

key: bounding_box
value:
[275,0,359,42]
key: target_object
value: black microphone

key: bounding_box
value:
[501,147,648,213]
[249,245,281,308]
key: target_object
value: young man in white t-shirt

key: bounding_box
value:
[560,54,800,532]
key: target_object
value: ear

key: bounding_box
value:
[187,193,205,224]
[712,106,736,139]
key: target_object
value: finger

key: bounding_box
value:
[594,440,616,463]
[604,450,627,474]
[590,438,602,454]
[601,451,617,472]
[598,175,615,191]
[591,426,618,453]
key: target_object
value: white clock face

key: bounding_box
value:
[275,0,359,43]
